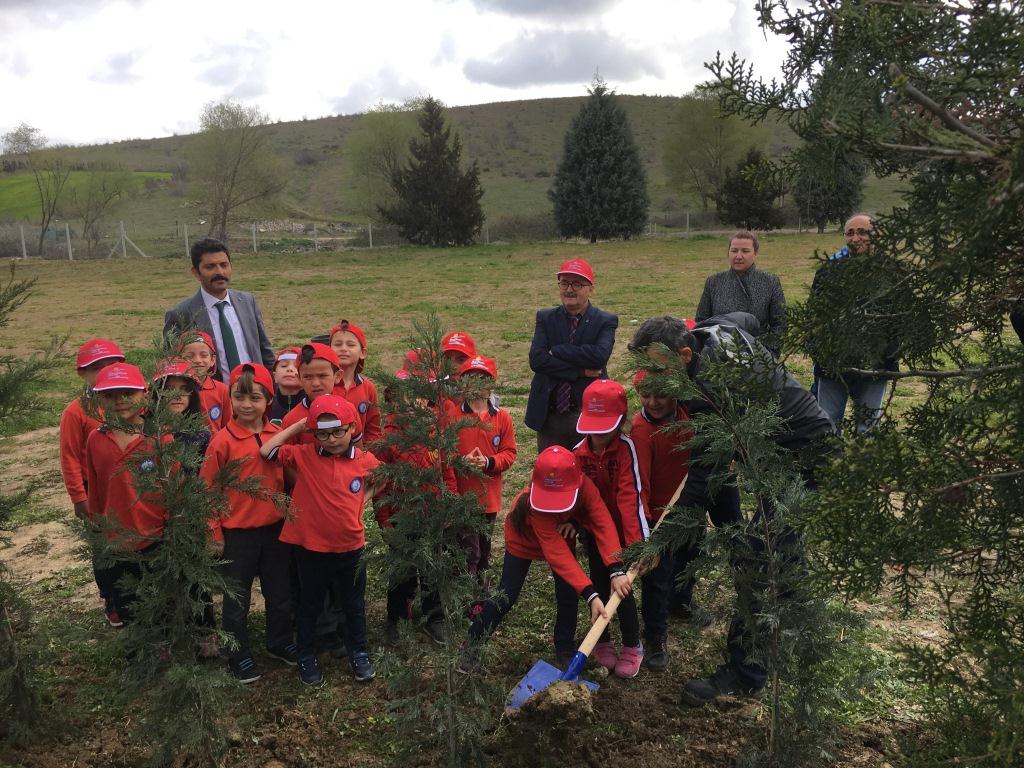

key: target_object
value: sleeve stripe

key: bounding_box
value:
[620,435,650,540]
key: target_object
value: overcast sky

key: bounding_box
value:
[0,0,789,146]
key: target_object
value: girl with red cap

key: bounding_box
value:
[151,358,211,460]
[328,319,382,448]
[178,331,231,431]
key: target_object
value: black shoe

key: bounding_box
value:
[383,621,400,646]
[555,649,576,669]
[267,643,299,666]
[644,637,670,672]
[297,654,323,686]
[422,619,445,646]
[229,656,262,684]
[680,665,760,707]
[671,600,713,628]
[350,652,376,682]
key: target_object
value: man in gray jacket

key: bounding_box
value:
[164,238,275,379]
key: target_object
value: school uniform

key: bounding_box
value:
[280,397,317,444]
[268,388,303,423]
[198,376,232,431]
[332,373,382,448]
[61,394,107,595]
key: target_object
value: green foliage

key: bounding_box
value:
[716,148,784,231]
[378,98,485,247]
[345,100,420,222]
[549,76,649,242]
[791,142,865,234]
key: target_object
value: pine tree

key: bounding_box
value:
[709,2,1024,764]
[378,97,485,247]
[791,142,865,234]
[716,148,784,230]
[549,76,649,242]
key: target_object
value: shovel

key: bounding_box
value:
[507,475,687,711]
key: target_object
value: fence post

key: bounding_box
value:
[368,222,373,249]
[485,223,489,245]
[65,223,73,261]
[313,223,318,251]
[19,225,27,259]
[119,221,127,258]
[184,222,189,258]
[686,211,690,233]
[252,223,257,253]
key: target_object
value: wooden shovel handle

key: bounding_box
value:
[576,473,688,658]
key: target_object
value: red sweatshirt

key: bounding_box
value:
[281,397,316,445]
[60,395,103,504]
[573,434,649,546]
[503,478,624,596]
[454,401,517,514]
[629,406,691,521]
[332,373,382,448]
[198,376,232,431]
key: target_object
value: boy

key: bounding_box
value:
[573,378,648,678]
[261,395,380,686]
[441,331,477,368]
[179,331,231,431]
[328,320,381,447]
[281,343,343,445]
[268,346,304,423]
[61,338,125,626]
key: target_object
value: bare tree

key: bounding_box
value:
[63,164,130,258]
[30,152,72,256]
[1,123,46,156]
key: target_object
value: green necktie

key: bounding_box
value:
[215,300,242,371]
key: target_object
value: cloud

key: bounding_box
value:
[332,67,426,115]
[92,50,142,85]
[471,0,620,18]
[464,29,663,87]
[194,32,270,101]
[0,48,29,77]
[434,31,458,66]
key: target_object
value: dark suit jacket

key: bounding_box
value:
[163,289,276,374]
[525,303,618,431]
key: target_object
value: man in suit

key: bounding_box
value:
[525,258,618,450]
[164,238,275,379]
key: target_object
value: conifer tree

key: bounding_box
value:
[549,76,649,242]
[378,97,485,247]
[716,148,784,230]
[791,142,865,234]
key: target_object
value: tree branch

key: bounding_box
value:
[843,364,1020,380]
[876,141,995,160]
[928,469,1024,496]
[889,64,998,149]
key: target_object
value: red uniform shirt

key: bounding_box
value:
[502,478,624,595]
[60,395,103,504]
[84,428,170,550]
[630,406,691,521]
[573,434,649,546]
[200,419,285,541]
[198,376,232,431]
[332,373,382,448]
[271,442,380,554]
[280,397,316,444]
[454,401,517,514]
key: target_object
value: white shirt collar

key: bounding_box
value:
[200,287,231,309]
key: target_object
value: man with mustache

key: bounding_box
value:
[164,238,276,381]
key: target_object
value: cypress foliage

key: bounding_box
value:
[549,75,649,242]
[716,148,784,231]
[791,142,865,234]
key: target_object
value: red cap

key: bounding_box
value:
[557,258,595,285]
[305,394,359,432]
[683,317,697,330]
[181,331,216,355]
[401,348,438,382]
[229,363,275,396]
[93,363,147,392]
[329,320,367,350]
[152,358,201,386]
[530,446,582,513]
[76,338,125,369]
[394,367,411,381]
[458,355,497,379]
[576,379,627,434]
[299,342,340,369]
[632,369,649,390]
[274,346,301,365]
[442,331,477,357]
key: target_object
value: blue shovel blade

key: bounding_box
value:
[507,658,600,711]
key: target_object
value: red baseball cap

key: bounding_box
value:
[402,348,438,382]
[274,346,301,366]
[458,355,497,379]
[329,320,367,350]
[530,446,583,513]
[229,363,275,396]
[576,379,627,434]
[557,258,595,286]
[76,338,125,369]
[442,331,477,357]
[305,394,359,432]
[93,363,147,392]
[181,331,216,354]
[300,342,341,370]
[152,358,201,386]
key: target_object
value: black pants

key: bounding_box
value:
[469,552,579,655]
[671,476,742,608]
[464,512,497,577]
[94,542,160,625]
[294,546,367,658]
[536,409,582,452]
[640,545,674,642]
[584,534,640,647]
[385,555,441,624]
[220,521,293,661]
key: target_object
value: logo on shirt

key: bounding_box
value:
[209,405,222,422]
[492,435,501,447]
[349,478,363,493]
[357,401,369,414]
[139,459,156,473]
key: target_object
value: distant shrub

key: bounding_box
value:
[294,148,320,167]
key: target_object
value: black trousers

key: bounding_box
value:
[293,546,367,658]
[94,542,160,625]
[584,534,640,647]
[536,409,582,452]
[640,545,674,642]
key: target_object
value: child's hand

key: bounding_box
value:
[557,522,576,541]
[588,597,608,624]
[73,500,89,520]
[610,573,631,599]
[583,368,601,377]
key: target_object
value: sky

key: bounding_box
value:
[0,0,790,146]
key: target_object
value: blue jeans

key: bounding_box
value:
[815,374,888,433]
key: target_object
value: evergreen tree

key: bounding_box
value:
[791,141,865,233]
[549,76,649,242]
[710,2,1024,764]
[716,148,784,230]
[378,97,485,247]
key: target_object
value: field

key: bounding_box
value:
[0,235,933,767]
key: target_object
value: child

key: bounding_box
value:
[328,320,382,447]
[84,363,170,624]
[260,395,380,686]
[268,346,303,423]
[573,378,649,678]
[629,370,692,672]
[60,338,125,626]
[463,446,630,669]
[151,359,211,460]
[441,331,477,368]
[201,362,293,684]
[454,355,517,579]
[179,331,231,431]
[280,343,343,445]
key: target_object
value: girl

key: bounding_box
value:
[151,358,211,460]
[179,331,231,431]
[269,346,303,423]
[328,320,382,447]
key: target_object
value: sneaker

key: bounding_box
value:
[680,665,761,707]
[350,652,375,683]
[383,621,401,646]
[614,645,644,679]
[297,655,323,686]
[644,637,670,672]
[555,648,576,669]
[591,641,617,671]
[104,599,124,629]
[422,619,445,646]
[267,643,299,666]
[229,656,262,684]
[672,600,713,628]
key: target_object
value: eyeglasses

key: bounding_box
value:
[314,425,351,441]
[557,279,590,291]
[845,228,872,237]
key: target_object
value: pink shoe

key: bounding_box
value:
[615,645,644,679]
[591,641,617,671]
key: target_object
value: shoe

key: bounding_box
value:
[614,645,644,679]
[644,637,669,672]
[267,643,299,666]
[229,656,262,684]
[555,649,576,669]
[680,665,761,707]
[104,599,124,629]
[350,652,376,682]
[591,641,617,671]
[422,619,445,646]
[297,655,323,686]
[672,600,713,628]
